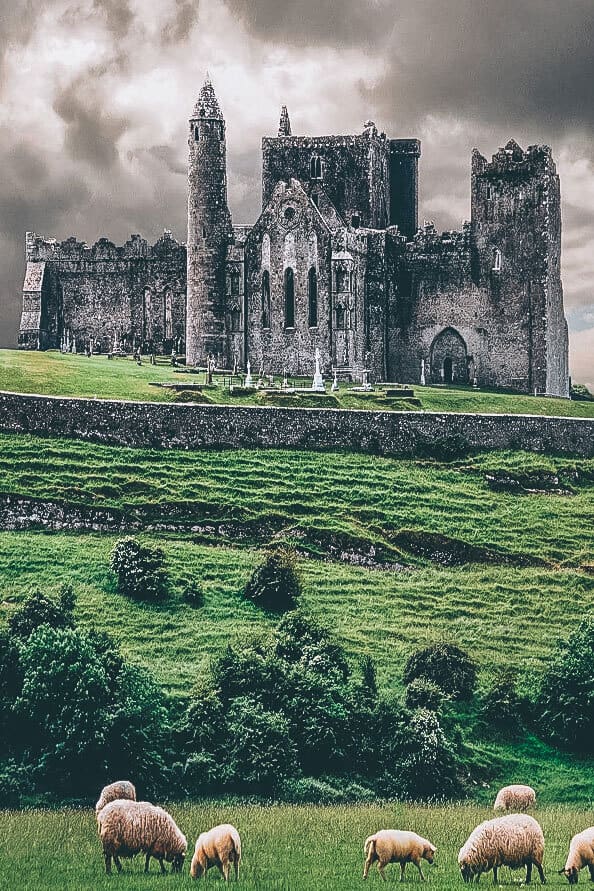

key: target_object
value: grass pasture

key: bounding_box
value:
[1,349,593,415]
[0,803,589,891]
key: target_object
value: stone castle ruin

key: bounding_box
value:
[19,77,569,396]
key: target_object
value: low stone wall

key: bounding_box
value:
[0,390,592,457]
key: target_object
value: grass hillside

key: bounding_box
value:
[1,349,593,415]
[0,803,590,890]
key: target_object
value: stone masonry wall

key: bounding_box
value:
[0,391,592,457]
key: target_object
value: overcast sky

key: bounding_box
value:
[0,0,592,384]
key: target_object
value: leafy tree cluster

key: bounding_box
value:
[110,537,169,600]
[0,588,170,805]
[177,611,466,800]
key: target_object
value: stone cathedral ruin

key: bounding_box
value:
[19,77,569,396]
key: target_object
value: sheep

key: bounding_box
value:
[458,813,545,884]
[493,784,536,813]
[363,830,436,882]
[95,780,136,817]
[558,827,594,884]
[98,799,187,875]
[190,823,242,881]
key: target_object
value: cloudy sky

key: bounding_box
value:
[0,0,592,384]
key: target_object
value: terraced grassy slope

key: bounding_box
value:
[0,433,592,697]
[1,349,593,415]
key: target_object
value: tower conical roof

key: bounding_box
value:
[278,105,291,137]
[192,75,223,119]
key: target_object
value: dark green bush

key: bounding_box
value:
[535,617,594,753]
[405,678,447,712]
[225,696,297,789]
[243,548,301,612]
[8,586,75,641]
[481,670,523,735]
[110,537,169,600]
[182,584,205,607]
[403,643,477,700]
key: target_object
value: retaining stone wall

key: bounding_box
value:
[0,391,592,457]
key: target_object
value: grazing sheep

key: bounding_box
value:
[458,813,545,884]
[363,830,436,882]
[190,824,242,881]
[95,780,136,817]
[493,784,536,813]
[559,827,594,884]
[98,799,187,875]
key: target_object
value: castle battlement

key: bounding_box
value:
[472,140,556,178]
[25,230,185,264]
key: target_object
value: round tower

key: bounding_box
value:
[186,76,232,366]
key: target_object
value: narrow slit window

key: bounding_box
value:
[261,270,271,328]
[308,267,318,327]
[284,267,295,328]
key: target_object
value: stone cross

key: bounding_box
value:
[420,357,426,386]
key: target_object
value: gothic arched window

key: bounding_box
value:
[261,270,271,328]
[335,304,345,329]
[308,267,318,327]
[310,155,322,179]
[164,289,173,341]
[335,267,348,292]
[492,248,502,272]
[284,267,295,328]
[230,268,240,296]
[143,289,153,343]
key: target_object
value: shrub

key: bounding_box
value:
[110,537,169,600]
[405,678,447,712]
[481,671,523,735]
[8,587,75,641]
[403,643,477,700]
[384,709,463,800]
[243,548,301,612]
[535,617,594,753]
[182,584,205,607]
[571,383,593,401]
[225,696,298,789]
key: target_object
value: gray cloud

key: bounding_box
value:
[92,0,135,38]
[53,68,131,169]
[222,0,394,48]
[161,0,200,44]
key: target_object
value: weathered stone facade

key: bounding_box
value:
[19,79,569,396]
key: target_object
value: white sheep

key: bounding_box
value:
[190,823,242,881]
[493,784,536,813]
[98,799,187,875]
[559,827,594,884]
[458,813,545,884]
[95,780,136,817]
[363,829,436,881]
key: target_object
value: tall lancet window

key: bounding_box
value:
[308,267,318,327]
[310,155,322,179]
[143,289,153,343]
[492,248,502,272]
[164,289,173,341]
[284,268,295,328]
[262,270,271,328]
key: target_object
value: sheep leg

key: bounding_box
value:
[158,858,166,875]
[113,854,122,873]
[144,852,151,873]
[414,860,425,881]
[363,851,375,879]
[493,866,498,884]
[535,862,546,884]
[223,861,231,882]
[400,862,406,882]
[526,862,533,884]
[104,852,112,875]
[234,857,239,880]
[588,865,594,881]
[378,862,388,882]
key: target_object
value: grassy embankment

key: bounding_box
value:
[0,803,589,891]
[1,348,593,415]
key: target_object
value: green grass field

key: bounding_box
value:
[1,349,593,415]
[0,803,589,890]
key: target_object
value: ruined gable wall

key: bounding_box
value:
[245,183,333,375]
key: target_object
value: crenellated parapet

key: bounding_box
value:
[25,230,185,264]
[472,140,556,178]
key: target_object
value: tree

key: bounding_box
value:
[481,670,523,736]
[403,643,477,700]
[8,587,75,641]
[110,537,169,600]
[243,548,301,612]
[535,617,594,753]
[405,678,447,712]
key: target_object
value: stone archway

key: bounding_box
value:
[430,327,468,384]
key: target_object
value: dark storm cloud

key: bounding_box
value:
[53,69,131,169]
[147,144,187,175]
[222,0,393,48]
[161,0,200,45]
[92,0,135,38]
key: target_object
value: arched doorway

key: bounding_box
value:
[430,328,468,384]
